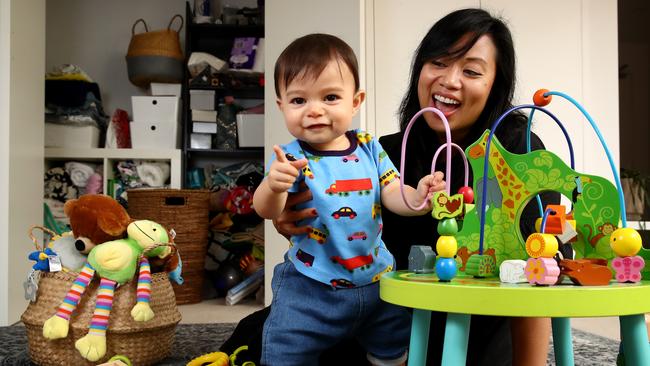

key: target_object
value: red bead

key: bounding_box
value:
[533,89,551,106]
[458,186,474,204]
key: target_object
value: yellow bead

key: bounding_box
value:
[436,236,458,257]
[525,233,558,258]
[610,227,642,257]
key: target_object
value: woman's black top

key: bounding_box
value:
[378,125,559,366]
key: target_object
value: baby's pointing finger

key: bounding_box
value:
[273,145,287,163]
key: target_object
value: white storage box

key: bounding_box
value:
[45,123,101,148]
[236,113,264,147]
[150,83,182,97]
[190,133,212,149]
[193,121,218,134]
[190,90,215,110]
[130,120,179,149]
[131,96,180,123]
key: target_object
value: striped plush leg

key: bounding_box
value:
[57,262,95,320]
[88,278,117,337]
[43,262,95,340]
[75,277,116,362]
[131,257,155,322]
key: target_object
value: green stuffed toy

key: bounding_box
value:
[42,220,172,362]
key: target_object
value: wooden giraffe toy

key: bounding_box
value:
[454,130,620,271]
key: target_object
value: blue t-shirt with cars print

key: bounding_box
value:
[266,129,399,288]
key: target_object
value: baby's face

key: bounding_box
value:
[277,58,365,151]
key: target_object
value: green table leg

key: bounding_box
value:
[619,314,650,366]
[408,309,431,366]
[552,317,574,366]
[441,313,471,366]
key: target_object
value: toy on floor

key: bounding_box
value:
[97,354,132,366]
[42,219,174,362]
[188,346,256,366]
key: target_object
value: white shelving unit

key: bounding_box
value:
[44,147,182,192]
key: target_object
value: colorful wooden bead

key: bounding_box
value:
[609,227,642,257]
[436,235,458,258]
[437,218,458,236]
[465,254,496,277]
[435,257,457,281]
[525,233,558,258]
[431,191,464,219]
[525,257,560,285]
[458,186,474,204]
[533,88,552,106]
[499,260,528,283]
[612,255,644,283]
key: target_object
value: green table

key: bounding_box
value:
[380,271,650,366]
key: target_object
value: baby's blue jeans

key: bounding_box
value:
[261,260,410,365]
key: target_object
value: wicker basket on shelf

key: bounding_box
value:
[127,189,211,304]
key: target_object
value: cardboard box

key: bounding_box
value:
[130,120,179,149]
[45,123,101,148]
[131,96,180,123]
[190,90,215,110]
[193,121,218,134]
[190,133,212,149]
[150,83,182,97]
[236,113,263,147]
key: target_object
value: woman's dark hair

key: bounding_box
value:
[398,8,525,149]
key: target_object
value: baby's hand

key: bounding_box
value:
[416,171,446,209]
[267,145,308,193]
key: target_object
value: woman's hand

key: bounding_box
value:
[272,181,317,239]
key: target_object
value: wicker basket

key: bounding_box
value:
[127,189,211,304]
[126,15,184,88]
[21,271,181,366]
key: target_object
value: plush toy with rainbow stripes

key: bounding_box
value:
[42,219,172,362]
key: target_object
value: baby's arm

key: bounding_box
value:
[381,171,445,216]
[253,145,307,219]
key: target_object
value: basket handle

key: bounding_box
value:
[131,18,149,35]
[28,225,57,251]
[141,242,178,259]
[167,14,184,33]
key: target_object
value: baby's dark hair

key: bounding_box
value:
[274,33,360,97]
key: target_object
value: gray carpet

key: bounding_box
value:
[0,324,619,365]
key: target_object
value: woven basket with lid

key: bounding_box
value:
[127,189,211,304]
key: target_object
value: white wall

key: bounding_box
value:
[45,0,186,117]
[263,0,364,305]
[0,0,10,326]
[371,0,619,181]
[0,0,45,326]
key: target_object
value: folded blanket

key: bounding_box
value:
[44,167,78,202]
[64,162,96,188]
[136,161,171,187]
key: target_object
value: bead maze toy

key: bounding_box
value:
[399,89,648,284]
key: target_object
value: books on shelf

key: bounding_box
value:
[226,267,264,306]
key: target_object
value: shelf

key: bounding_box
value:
[186,148,263,158]
[188,23,264,37]
[189,85,264,99]
[45,148,182,189]
[45,147,181,160]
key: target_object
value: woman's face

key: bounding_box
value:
[417,34,497,140]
